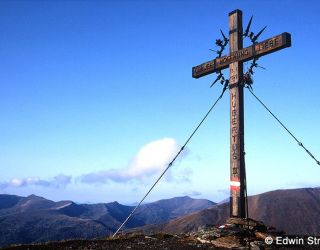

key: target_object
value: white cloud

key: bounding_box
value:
[10,178,24,187]
[128,137,181,177]
[0,138,190,189]
[80,137,189,184]
[0,174,72,189]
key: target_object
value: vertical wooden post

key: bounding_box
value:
[192,9,291,219]
[229,9,246,218]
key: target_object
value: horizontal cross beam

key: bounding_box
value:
[192,32,291,79]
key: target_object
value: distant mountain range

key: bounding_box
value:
[0,194,214,247]
[140,187,320,236]
[0,187,319,248]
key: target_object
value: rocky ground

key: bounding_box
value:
[2,234,212,250]
[2,218,319,249]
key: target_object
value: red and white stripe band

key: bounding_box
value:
[230,181,240,191]
[230,181,240,187]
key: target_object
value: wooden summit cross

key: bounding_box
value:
[192,9,291,218]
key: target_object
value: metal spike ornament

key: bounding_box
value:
[220,29,228,44]
[210,29,229,58]
[252,26,267,43]
[243,16,253,38]
[210,72,222,87]
[209,31,229,87]
[209,14,267,90]
[241,20,267,88]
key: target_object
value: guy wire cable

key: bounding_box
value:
[247,87,320,166]
[112,86,228,238]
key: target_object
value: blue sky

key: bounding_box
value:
[0,0,319,204]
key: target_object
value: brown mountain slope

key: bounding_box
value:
[140,187,320,235]
[248,187,320,235]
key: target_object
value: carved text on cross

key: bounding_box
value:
[192,32,291,79]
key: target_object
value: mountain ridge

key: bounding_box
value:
[1,187,319,248]
[137,187,320,236]
[0,194,215,247]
